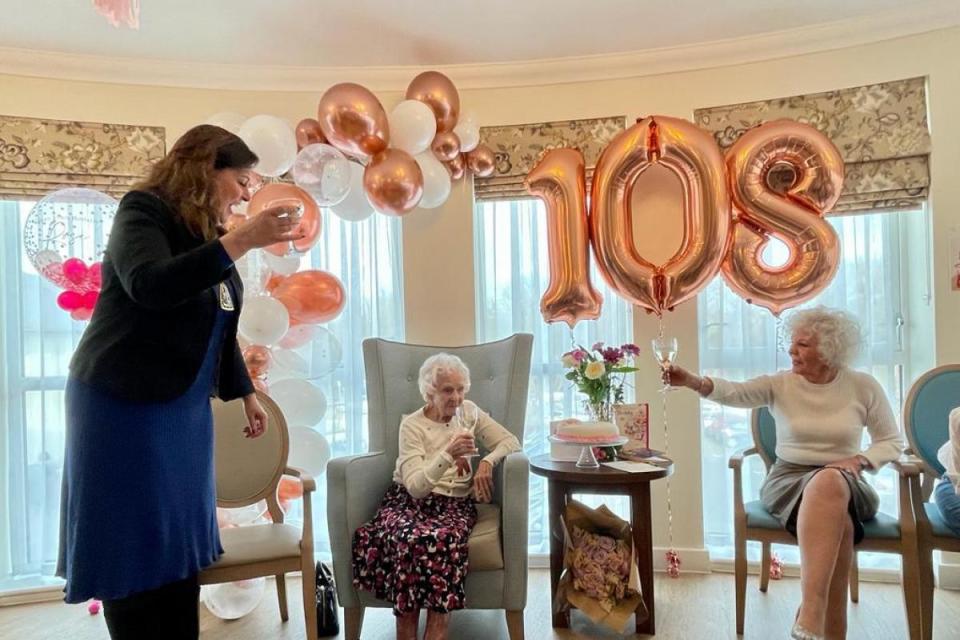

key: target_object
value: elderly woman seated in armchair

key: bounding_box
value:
[351,353,521,640]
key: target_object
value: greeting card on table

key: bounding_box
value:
[614,403,649,453]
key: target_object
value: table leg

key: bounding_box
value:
[632,483,655,634]
[548,480,569,628]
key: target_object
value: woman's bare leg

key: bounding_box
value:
[795,469,851,636]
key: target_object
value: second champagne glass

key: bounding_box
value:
[454,403,479,459]
[651,336,679,393]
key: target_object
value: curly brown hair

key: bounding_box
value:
[135,124,258,241]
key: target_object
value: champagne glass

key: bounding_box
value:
[651,336,678,393]
[279,201,305,257]
[454,403,479,459]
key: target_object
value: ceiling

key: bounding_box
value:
[1,0,957,88]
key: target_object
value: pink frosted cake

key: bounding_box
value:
[553,420,620,444]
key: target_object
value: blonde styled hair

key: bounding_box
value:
[135,124,257,241]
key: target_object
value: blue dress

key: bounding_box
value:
[58,290,233,603]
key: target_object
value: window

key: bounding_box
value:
[698,208,933,568]
[0,200,404,591]
[474,198,634,554]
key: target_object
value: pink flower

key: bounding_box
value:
[592,342,604,351]
[571,349,588,363]
[620,343,640,357]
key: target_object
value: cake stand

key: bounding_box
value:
[548,434,629,469]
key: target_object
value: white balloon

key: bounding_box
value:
[388,100,437,156]
[204,112,246,134]
[217,501,267,527]
[237,115,297,178]
[330,162,374,222]
[270,378,326,426]
[235,250,271,295]
[270,348,310,381]
[292,143,351,207]
[238,296,289,346]
[453,109,480,152]
[287,426,332,476]
[414,152,452,209]
[201,579,266,620]
[263,252,302,276]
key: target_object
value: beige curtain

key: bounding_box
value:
[475,116,626,201]
[694,76,930,214]
[0,115,166,200]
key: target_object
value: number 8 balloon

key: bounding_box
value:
[721,119,843,316]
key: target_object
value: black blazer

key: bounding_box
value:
[69,190,254,403]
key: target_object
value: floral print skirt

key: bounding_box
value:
[352,483,477,615]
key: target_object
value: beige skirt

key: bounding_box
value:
[760,459,880,544]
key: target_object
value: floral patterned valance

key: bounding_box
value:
[0,115,166,200]
[475,116,626,201]
[694,76,931,214]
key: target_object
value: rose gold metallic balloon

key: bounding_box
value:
[317,83,390,160]
[363,149,423,216]
[431,130,461,162]
[246,183,322,256]
[295,118,326,151]
[406,71,460,133]
[446,153,466,180]
[243,345,273,379]
[721,119,843,316]
[525,148,603,327]
[590,116,731,315]
[273,270,346,325]
[465,144,495,178]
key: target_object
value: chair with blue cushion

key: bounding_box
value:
[902,364,960,640]
[728,406,922,638]
[326,334,533,640]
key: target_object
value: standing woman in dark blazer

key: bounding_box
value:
[56,125,301,639]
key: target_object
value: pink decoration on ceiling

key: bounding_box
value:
[93,0,141,29]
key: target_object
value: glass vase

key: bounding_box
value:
[585,400,613,423]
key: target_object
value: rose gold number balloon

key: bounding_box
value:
[317,83,390,160]
[721,119,843,316]
[590,116,731,315]
[525,148,603,327]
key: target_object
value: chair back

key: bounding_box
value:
[362,334,533,463]
[903,364,960,476]
[751,406,778,469]
[212,391,289,507]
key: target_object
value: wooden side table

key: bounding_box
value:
[530,454,673,635]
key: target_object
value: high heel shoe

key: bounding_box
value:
[791,608,824,640]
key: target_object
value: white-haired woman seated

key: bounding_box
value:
[351,353,521,640]
[666,306,904,640]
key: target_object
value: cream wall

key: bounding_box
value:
[2,27,959,560]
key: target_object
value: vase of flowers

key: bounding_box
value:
[561,342,640,423]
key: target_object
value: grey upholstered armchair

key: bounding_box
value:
[327,334,533,640]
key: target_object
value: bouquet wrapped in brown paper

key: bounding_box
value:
[554,499,647,632]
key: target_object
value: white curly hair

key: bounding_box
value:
[418,353,471,402]
[785,305,863,369]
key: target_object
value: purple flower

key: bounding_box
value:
[601,347,622,364]
[620,343,640,357]
[592,342,604,352]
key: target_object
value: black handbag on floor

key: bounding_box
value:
[316,561,340,637]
